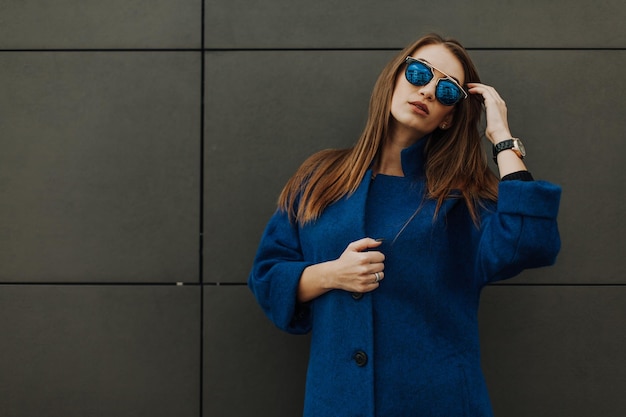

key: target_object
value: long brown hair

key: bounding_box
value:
[278,34,499,225]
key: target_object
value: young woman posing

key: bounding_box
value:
[249,33,561,417]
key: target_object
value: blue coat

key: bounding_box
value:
[249,145,561,417]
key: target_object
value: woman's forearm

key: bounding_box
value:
[297,262,334,303]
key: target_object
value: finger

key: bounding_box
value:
[361,261,385,277]
[363,251,386,263]
[466,83,498,95]
[466,82,496,92]
[467,85,507,114]
[357,273,383,290]
[369,272,381,284]
[355,281,380,293]
[347,237,383,252]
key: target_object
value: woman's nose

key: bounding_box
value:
[418,78,437,100]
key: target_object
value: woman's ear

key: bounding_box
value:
[439,114,454,130]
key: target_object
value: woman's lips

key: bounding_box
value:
[409,101,429,115]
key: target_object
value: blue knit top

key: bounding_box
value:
[366,138,464,415]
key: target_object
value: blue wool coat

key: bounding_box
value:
[249,144,561,417]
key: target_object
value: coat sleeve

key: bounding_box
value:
[476,180,562,284]
[248,209,314,334]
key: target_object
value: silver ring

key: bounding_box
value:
[374,272,381,283]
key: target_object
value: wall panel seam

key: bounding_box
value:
[2,48,624,53]
[203,47,626,52]
[200,1,206,416]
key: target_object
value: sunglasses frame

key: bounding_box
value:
[404,56,468,106]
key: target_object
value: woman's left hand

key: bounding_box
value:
[467,82,528,176]
[466,83,512,144]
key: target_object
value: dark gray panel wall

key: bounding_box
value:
[0,0,200,49]
[1,1,204,416]
[203,286,309,417]
[480,286,626,416]
[0,285,200,417]
[2,1,625,417]
[0,53,200,283]
[206,0,626,48]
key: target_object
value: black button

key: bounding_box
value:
[353,351,368,367]
[351,292,363,300]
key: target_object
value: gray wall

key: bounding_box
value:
[1,1,624,416]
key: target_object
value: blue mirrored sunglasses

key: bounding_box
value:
[404,57,468,106]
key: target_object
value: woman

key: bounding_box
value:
[248,33,561,417]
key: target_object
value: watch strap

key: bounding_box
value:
[492,139,518,164]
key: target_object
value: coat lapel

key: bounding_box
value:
[299,170,373,262]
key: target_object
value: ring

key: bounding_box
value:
[374,272,381,283]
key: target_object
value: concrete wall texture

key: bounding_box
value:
[1,1,625,416]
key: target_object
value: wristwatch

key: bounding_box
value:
[492,138,526,164]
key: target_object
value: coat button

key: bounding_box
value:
[353,350,368,367]
[351,292,363,300]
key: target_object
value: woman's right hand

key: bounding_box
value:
[330,238,385,292]
[297,238,385,302]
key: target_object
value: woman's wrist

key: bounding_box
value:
[495,149,528,178]
[489,130,513,145]
[298,262,334,303]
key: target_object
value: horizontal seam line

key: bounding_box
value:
[1,47,625,53]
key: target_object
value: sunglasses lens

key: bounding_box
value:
[436,79,463,106]
[405,61,432,86]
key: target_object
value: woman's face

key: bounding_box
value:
[390,43,465,141]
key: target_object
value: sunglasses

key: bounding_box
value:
[404,57,468,106]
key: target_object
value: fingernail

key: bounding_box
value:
[375,238,385,242]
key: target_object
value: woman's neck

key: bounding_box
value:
[376,125,425,177]
[377,141,407,177]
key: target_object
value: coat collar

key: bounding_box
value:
[400,136,428,180]
[345,137,429,239]
[301,136,463,253]
[371,136,429,180]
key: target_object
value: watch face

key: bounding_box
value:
[515,139,526,157]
